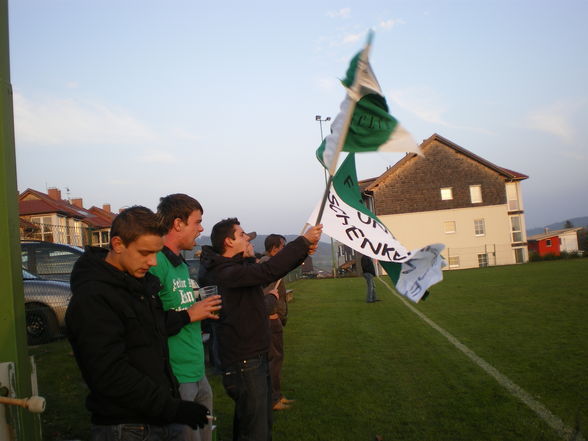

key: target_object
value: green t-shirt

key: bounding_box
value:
[150,249,204,383]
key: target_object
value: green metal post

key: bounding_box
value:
[0,0,42,439]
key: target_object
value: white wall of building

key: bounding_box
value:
[560,231,580,252]
[379,205,522,269]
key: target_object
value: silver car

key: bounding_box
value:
[21,240,83,282]
[23,269,72,345]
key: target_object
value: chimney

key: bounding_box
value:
[47,188,62,201]
[102,203,111,213]
[544,227,549,233]
[71,198,83,208]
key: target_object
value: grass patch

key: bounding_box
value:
[29,340,89,440]
[34,260,587,440]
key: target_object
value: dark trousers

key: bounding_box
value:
[222,354,272,441]
[268,318,284,405]
[363,273,377,302]
[90,423,182,441]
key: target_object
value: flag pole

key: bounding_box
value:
[314,30,374,226]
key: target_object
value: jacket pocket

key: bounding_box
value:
[123,311,153,348]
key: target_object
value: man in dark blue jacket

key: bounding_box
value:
[200,218,322,441]
[66,206,211,441]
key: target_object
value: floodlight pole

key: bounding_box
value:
[0,0,43,439]
[315,115,337,278]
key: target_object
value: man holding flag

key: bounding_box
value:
[200,219,322,441]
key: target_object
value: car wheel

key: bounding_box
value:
[25,303,58,345]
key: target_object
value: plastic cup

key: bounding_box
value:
[199,285,220,315]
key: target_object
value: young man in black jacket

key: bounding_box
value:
[259,234,294,411]
[361,254,379,303]
[66,206,213,441]
[199,218,322,441]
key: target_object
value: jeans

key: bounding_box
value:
[363,273,377,302]
[222,353,272,441]
[178,376,213,441]
[90,423,182,441]
[268,318,284,405]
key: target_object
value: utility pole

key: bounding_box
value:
[315,115,337,278]
[0,0,43,438]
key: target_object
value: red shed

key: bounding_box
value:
[528,233,561,256]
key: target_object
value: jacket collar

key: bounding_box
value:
[161,245,187,267]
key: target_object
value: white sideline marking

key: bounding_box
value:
[379,279,585,441]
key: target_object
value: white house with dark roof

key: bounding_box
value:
[360,133,529,270]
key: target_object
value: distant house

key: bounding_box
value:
[528,227,583,257]
[360,133,529,270]
[19,188,116,247]
[335,242,356,275]
[300,255,314,276]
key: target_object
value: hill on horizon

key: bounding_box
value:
[526,216,588,236]
[188,233,335,272]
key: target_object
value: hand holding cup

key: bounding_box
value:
[187,286,221,322]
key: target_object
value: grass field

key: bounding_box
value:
[32,259,588,440]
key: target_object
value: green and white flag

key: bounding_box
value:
[308,153,445,302]
[380,247,445,303]
[316,32,421,173]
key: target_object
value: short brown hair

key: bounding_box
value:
[265,234,286,252]
[157,193,203,231]
[210,217,240,254]
[110,206,166,247]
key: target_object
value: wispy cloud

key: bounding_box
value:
[378,18,405,29]
[522,101,579,142]
[561,150,587,162]
[316,77,339,91]
[169,128,203,143]
[389,86,492,134]
[138,150,177,164]
[389,87,449,126]
[318,15,404,49]
[327,8,351,19]
[108,179,134,186]
[13,92,156,146]
[342,32,363,44]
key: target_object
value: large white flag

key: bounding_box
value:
[308,153,445,302]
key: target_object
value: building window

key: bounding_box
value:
[470,185,482,203]
[448,256,460,268]
[30,216,54,242]
[546,239,552,247]
[478,253,489,267]
[443,221,456,234]
[506,182,519,211]
[55,216,67,243]
[71,220,84,246]
[514,248,525,263]
[91,230,111,248]
[511,215,522,242]
[474,219,486,236]
[440,187,453,200]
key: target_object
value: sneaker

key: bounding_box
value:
[272,401,291,411]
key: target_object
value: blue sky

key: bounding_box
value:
[9,0,588,235]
